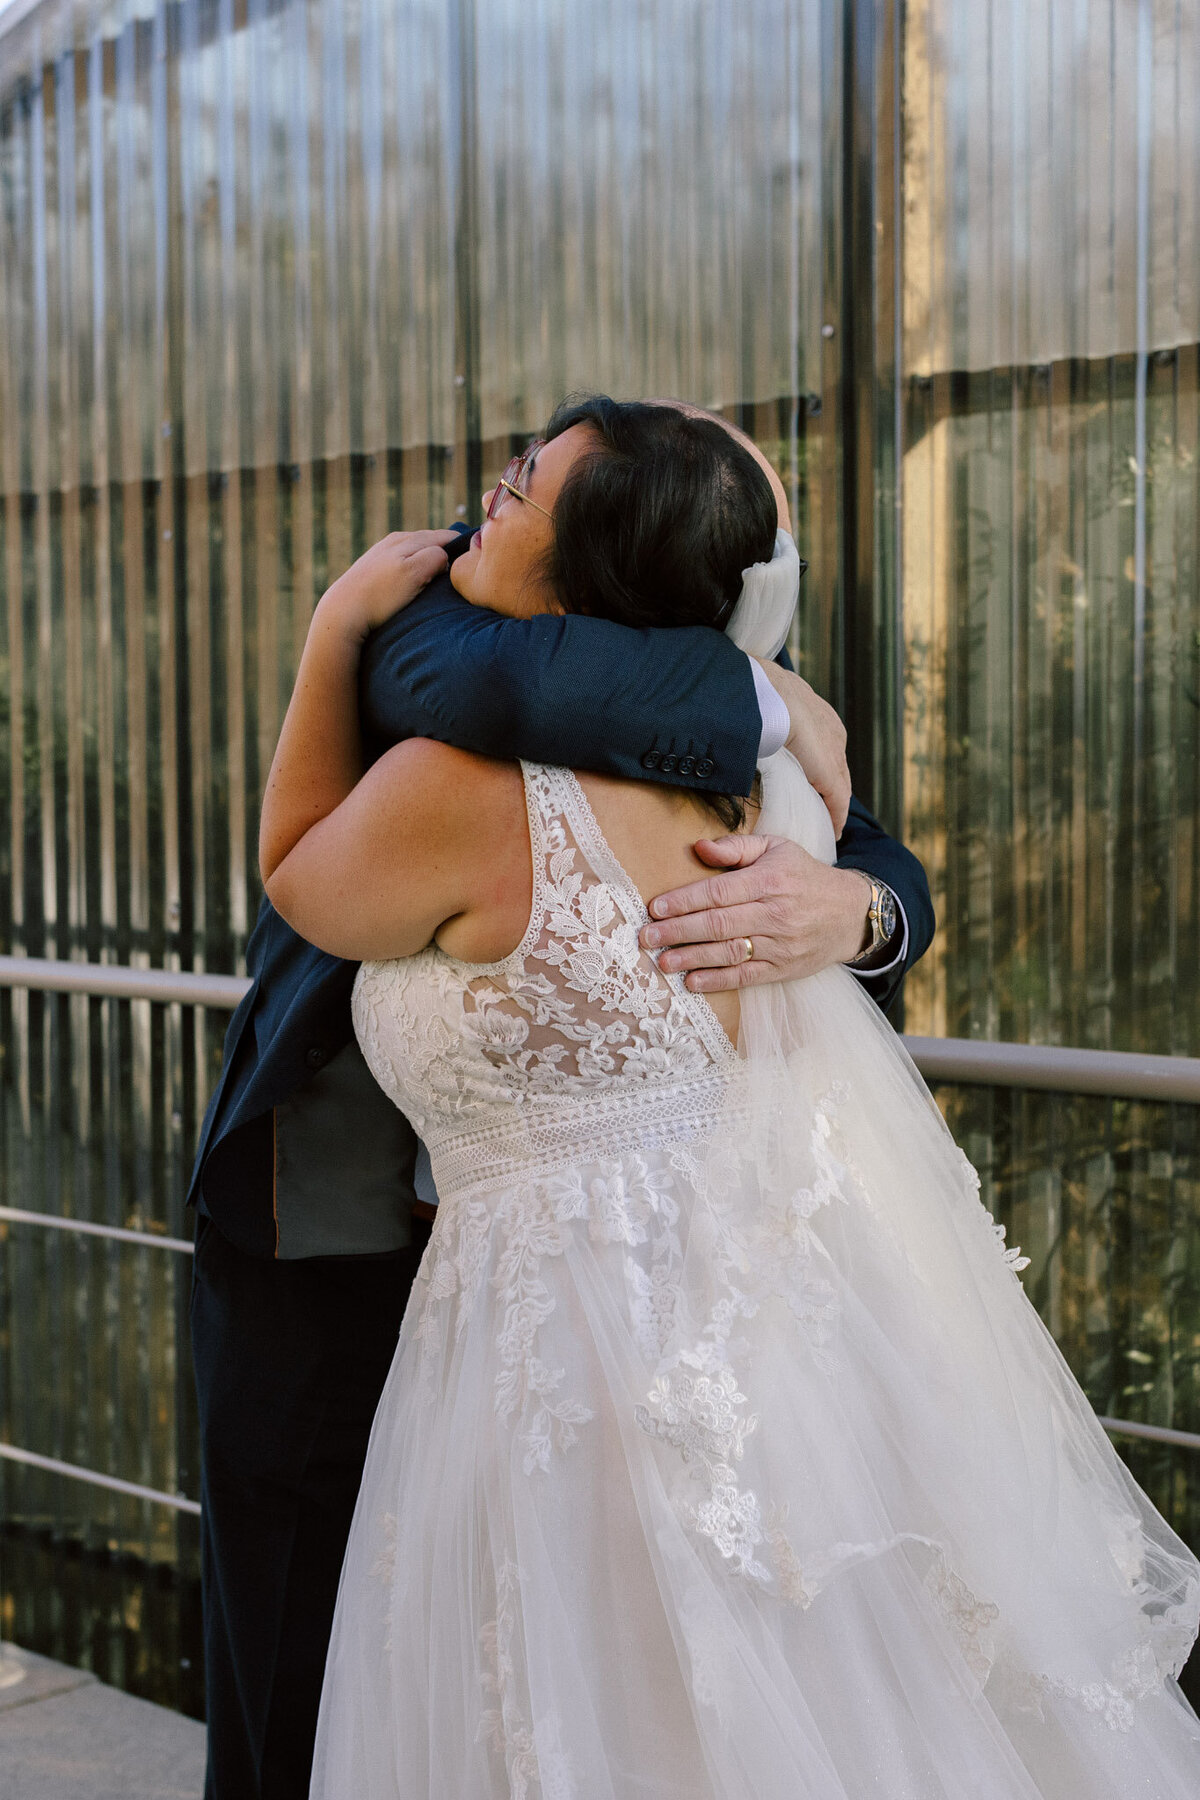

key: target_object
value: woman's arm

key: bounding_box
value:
[259,529,456,880]
[263,736,523,962]
[259,529,501,960]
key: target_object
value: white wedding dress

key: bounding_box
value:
[309,752,1200,1799]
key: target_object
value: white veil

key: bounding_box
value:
[652,530,1200,1743]
[725,527,804,664]
[724,527,839,862]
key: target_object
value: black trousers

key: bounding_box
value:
[190,1209,428,1800]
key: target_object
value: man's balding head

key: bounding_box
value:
[647,398,791,535]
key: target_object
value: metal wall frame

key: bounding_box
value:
[836,0,905,841]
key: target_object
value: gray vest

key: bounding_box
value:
[271,1037,436,1259]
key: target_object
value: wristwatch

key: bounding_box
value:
[843,873,898,969]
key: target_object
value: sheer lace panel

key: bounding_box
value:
[352,763,741,1199]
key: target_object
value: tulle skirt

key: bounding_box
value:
[310,755,1200,1798]
[310,1005,1200,1795]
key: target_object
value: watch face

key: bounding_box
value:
[877,886,897,942]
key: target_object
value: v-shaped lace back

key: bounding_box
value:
[352,763,740,1201]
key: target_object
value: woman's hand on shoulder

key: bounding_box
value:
[324,529,460,640]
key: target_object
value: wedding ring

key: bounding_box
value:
[742,937,754,963]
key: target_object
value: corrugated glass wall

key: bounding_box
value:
[1,0,1198,1718]
[897,0,1200,1591]
[0,0,843,1712]
[901,0,1200,1056]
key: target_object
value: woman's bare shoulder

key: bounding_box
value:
[378,735,515,784]
[368,738,524,825]
[363,736,529,880]
[265,737,530,964]
[377,740,533,963]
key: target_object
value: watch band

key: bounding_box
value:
[843,873,898,969]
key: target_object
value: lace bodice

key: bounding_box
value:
[351,763,741,1200]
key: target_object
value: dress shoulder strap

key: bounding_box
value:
[519,761,573,868]
[520,761,642,919]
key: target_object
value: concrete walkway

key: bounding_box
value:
[0,1641,205,1800]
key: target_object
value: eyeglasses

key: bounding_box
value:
[486,440,552,521]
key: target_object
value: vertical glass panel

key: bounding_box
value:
[0,0,838,1709]
[899,0,1200,1698]
[460,0,840,681]
[900,0,1200,1056]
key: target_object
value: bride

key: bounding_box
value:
[260,397,1200,1798]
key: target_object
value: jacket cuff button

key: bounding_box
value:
[677,755,696,776]
[659,753,678,773]
[695,757,714,778]
[641,750,661,770]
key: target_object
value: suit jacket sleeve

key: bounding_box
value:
[359,576,764,797]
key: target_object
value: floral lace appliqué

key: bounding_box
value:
[350,763,1194,1751]
[352,764,735,1201]
[636,1357,770,1583]
[354,764,736,1468]
[956,1149,1031,1279]
[478,1561,577,1799]
[490,1183,594,1474]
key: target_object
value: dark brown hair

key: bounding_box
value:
[542,395,777,827]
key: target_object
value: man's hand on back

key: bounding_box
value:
[639,832,871,991]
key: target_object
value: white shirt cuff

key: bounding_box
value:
[750,658,790,760]
[847,895,909,979]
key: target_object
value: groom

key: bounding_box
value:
[189,483,934,1798]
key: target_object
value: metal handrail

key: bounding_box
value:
[0,1443,201,1516]
[3,954,1200,1511]
[0,954,251,1010]
[4,1206,1200,1475]
[4,954,1200,1102]
[1098,1417,1200,1452]
[0,1206,193,1254]
[906,1035,1200,1105]
[4,1410,1193,1523]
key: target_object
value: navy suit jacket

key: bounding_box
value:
[190,531,934,1255]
